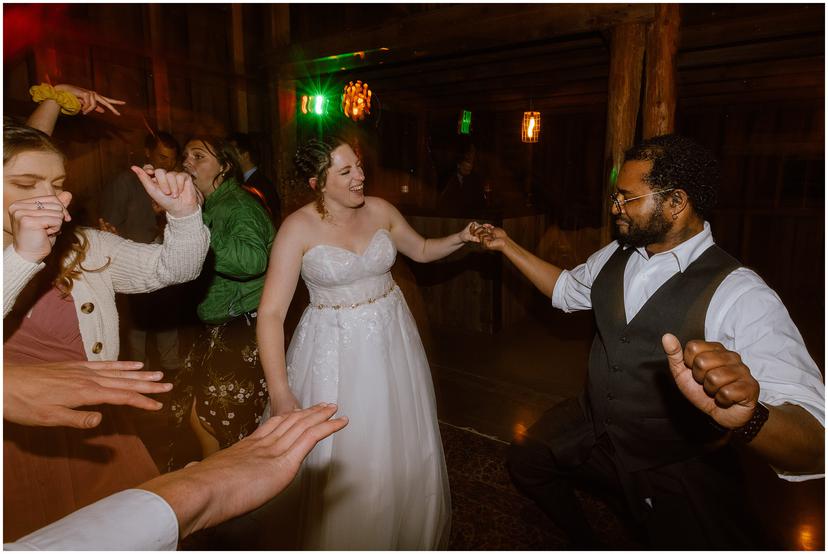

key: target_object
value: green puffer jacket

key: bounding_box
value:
[197,178,275,324]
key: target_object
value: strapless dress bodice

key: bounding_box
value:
[301,228,396,308]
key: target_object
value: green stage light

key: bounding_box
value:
[300,94,330,117]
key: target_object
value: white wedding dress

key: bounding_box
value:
[269,228,451,550]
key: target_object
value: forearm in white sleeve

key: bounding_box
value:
[4,489,179,551]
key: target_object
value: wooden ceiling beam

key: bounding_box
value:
[340,38,607,87]
[363,50,609,94]
[278,4,655,74]
[677,35,823,69]
[680,4,823,50]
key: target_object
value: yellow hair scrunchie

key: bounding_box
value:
[29,83,82,116]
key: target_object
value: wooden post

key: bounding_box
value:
[601,23,646,242]
[643,4,680,138]
[146,4,172,132]
[267,4,295,216]
[230,4,249,133]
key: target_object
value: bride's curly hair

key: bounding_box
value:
[3,118,108,296]
[291,135,355,219]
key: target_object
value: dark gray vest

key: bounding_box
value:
[585,243,741,472]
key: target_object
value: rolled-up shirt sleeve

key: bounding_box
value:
[709,268,825,481]
[551,241,620,313]
[5,489,179,550]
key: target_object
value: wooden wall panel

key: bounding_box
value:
[4,3,275,227]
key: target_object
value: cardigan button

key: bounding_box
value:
[606,392,614,401]
[619,336,630,343]
[92,342,103,354]
[611,364,621,372]
[80,302,95,314]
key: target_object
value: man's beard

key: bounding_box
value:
[612,208,673,248]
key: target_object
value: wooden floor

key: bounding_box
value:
[429,313,825,551]
[133,300,824,550]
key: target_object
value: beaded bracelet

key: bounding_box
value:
[29,83,81,115]
[731,402,769,444]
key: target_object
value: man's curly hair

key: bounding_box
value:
[624,134,719,220]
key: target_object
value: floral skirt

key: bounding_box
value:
[169,311,268,467]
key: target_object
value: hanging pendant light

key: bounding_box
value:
[342,80,372,121]
[521,111,540,143]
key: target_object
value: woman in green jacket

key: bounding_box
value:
[169,135,275,467]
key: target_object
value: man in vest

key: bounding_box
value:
[475,134,824,549]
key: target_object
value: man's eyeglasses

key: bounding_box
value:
[609,188,675,212]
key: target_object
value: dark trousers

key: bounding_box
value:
[507,398,761,550]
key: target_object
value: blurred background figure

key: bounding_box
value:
[439,143,486,213]
[98,132,185,378]
[229,132,281,224]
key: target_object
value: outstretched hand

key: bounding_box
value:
[8,191,73,263]
[140,402,348,538]
[661,333,760,429]
[4,360,172,429]
[131,165,202,219]
[53,83,125,116]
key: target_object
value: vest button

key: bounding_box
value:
[604,417,613,425]
[607,392,614,400]
[619,336,630,343]
[80,302,95,314]
[611,364,621,372]
[92,342,103,354]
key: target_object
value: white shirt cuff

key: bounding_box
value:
[5,489,179,550]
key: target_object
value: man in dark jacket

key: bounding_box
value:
[229,133,281,224]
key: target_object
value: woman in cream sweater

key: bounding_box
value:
[2,86,209,541]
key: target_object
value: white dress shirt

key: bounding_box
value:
[551,222,825,482]
[243,166,258,182]
[5,489,179,550]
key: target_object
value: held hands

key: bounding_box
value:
[131,165,202,219]
[459,221,485,243]
[473,223,508,251]
[662,333,760,430]
[9,191,73,263]
[4,360,172,429]
[53,83,125,116]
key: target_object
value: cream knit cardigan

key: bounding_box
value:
[3,209,210,361]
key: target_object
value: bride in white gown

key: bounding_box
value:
[256,137,481,549]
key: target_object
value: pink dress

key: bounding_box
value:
[3,287,160,541]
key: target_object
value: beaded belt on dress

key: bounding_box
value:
[311,282,397,310]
